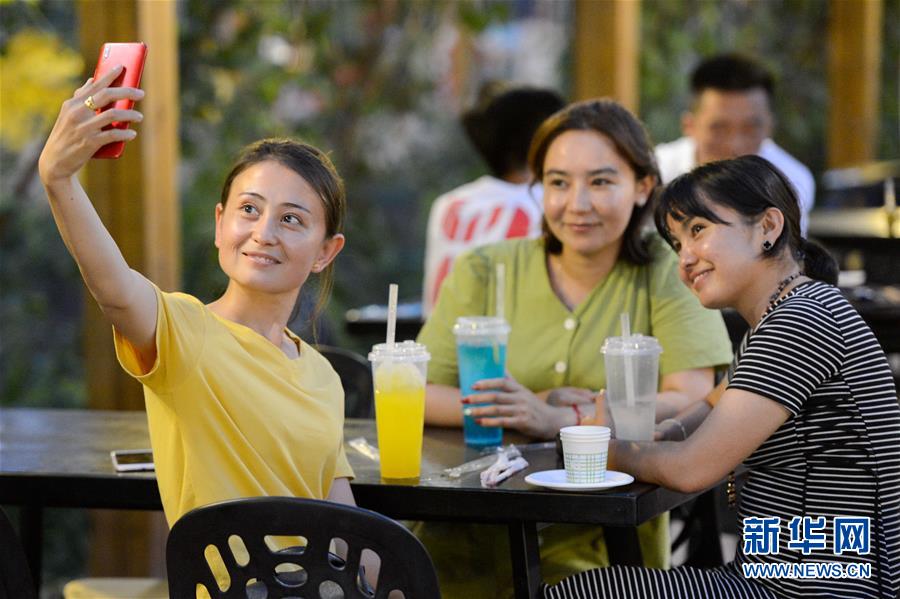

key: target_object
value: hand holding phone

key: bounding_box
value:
[89,42,148,159]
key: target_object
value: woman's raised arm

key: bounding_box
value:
[39,67,158,360]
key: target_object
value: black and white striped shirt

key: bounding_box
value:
[727,280,900,598]
[545,281,899,599]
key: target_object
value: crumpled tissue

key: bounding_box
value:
[479,447,529,487]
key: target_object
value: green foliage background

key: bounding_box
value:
[641,0,900,176]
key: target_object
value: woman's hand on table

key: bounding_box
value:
[464,376,575,439]
[580,389,611,428]
[545,387,596,407]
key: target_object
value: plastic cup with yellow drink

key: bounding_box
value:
[368,341,430,480]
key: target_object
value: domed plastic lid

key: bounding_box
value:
[368,340,430,362]
[452,316,510,337]
[600,334,663,355]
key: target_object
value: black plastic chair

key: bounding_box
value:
[0,508,36,599]
[317,345,374,419]
[669,488,726,567]
[166,496,440,599]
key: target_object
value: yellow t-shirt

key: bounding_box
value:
[114,285,353,527]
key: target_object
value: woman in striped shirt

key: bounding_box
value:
[545,155,900,598]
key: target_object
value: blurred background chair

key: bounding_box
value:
[166,496,440,599]
[1,507,36,599]
[669,488,729,568]
[318,345,375,419]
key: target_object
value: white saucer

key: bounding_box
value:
[524,469,634,491]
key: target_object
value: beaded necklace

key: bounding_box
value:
[768,272,802,304]
[726,271,804,508]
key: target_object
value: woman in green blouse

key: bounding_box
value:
[415,99,733,596]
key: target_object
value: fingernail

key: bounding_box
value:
[127,130,137,138]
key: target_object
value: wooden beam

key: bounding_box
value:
[76,0,180,578]
[574,0,640,112]
[78,0,144,415]
[136,0,181,574]
[138,0,181,293]
[828,0,883,168]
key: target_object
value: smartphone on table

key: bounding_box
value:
[110,449,155,472]
[89,42,148,159]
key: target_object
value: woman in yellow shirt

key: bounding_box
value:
[38,66,357,528]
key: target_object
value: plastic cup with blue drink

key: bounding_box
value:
[453,316,510,447]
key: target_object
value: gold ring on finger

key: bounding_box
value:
[84,95,99,111]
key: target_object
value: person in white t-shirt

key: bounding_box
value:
[423,84,564,314]
[655,54,815,235]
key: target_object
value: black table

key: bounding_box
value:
[0,408,698,598]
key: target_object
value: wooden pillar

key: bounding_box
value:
[78,0,144,416]
[573,0,640,113]
[76,0,180,578]
[138,0,181,294]
[827,0,883,168]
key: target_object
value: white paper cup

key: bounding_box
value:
[560,426,611,484]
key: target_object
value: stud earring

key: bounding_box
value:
[762,240,773,251]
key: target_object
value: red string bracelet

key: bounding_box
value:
[571,404,583,425]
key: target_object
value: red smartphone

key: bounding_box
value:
[90,42,148,159]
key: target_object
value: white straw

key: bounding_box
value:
[495,263,506,320]
[885,177,896,212]
[386,284,398,349]
[620,313,636,408]
[620,313,631,338]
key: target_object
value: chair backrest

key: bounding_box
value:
[166,496,440,599]
[317,345,374,419]
[0,508,36,599]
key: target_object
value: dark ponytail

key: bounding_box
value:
[800,239,839,285]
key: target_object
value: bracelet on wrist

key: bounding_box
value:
[659,418,687,441]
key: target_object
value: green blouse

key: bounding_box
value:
[418,235,732,391]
